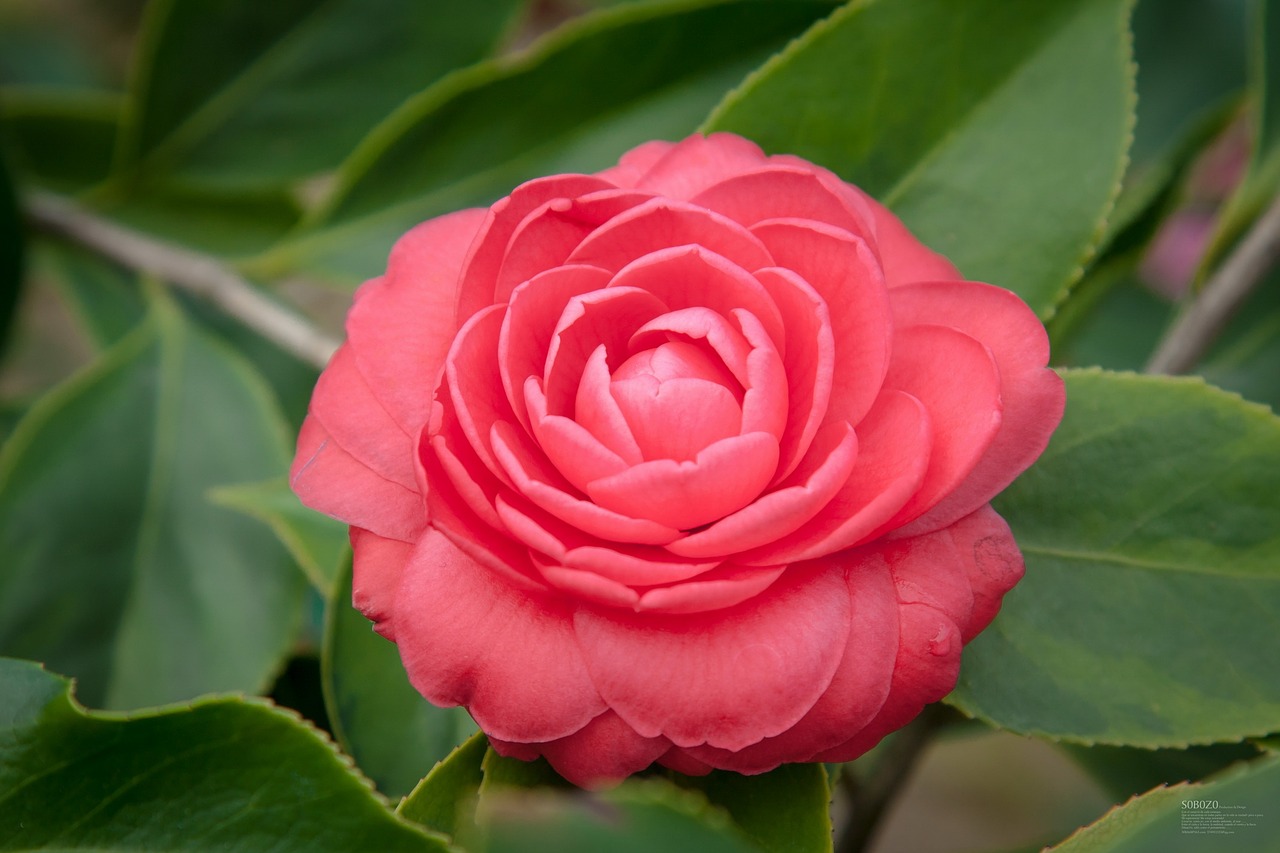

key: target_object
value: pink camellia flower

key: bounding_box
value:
[292,133,1065,786]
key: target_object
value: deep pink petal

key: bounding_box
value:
[861,194,962,286]
[941,505,1025,640]
[543,287,668,418]
[690,166,869,236]
[752,219,892,426]
[349,527,414,639]
[888,281,1065,537]
[739,390,929,564]
[632,132,769,198]
[491,711,670,790]
[500,264,613,431]
[594,140,674,188]
[572,347,644,466]
[394,530,606,742]
[446,304,518,485]
[684,557,898,772]
[667,422,857,558]
[457,174,615,321]
[490,420,681,546]
[812,601,962,763]
[291,414,425,542]
[610,375,742,462]
[876,324,1003,532]
[533,555,641,610]
[344,208,487,436]
[587,432,779,530]
[607,244,785,348]
[634,563,787,614]
[573,561,851,749]
[566,197,773,275]
[495,190,652,301]
[658,748,714,777]
[308,344,416,489]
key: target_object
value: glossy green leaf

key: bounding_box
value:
[1063,742,1262,802]
[250,0,839,285]
[0,148,22,357]
[0,657,450,852]
[117,0,524,189]
[323,558,478,798]
[681,765,832,853]
[480,779,762,853]
[705,0,1135,318]
[950,370,1280,747]
[1046,756,1280,852]
[0,287,305,709]
[209,477,348,593]
[0,88,121,192]
[398,730,490,837]
[479,745,569,792]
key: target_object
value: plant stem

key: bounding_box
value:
[24,190,339,370]
[835,703,951,853]
[1146,192,1280,374]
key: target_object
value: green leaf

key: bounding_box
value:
[1197,264,1280,411]
[398,730,490,837]
[37,239,147,349]
[116,0,524,189]
[209,477,348,593]
[323,558,478,798]
[0,286,305,709]
[1045,755,1280,852]
[950,370,1280,747]
[0,88,122,192]
[479,745,568,792]
[0,656,450,852]
[479,779,762,853]
[0,147,22,357]
[1063,742,1262,802]
[680,765,832,853]
[705,0,1135,318]
[249,0,840,285]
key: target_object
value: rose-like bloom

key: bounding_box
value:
[292,133,1064,786]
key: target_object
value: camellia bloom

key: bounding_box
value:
[292,133,1065,786]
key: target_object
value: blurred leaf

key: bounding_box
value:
[1197,263,1280,410]
[0,286,304,709]
[1063,741,1261,802]
[950,370,1280,747]
[251,0,840,285]
[116,0,525,189]
[1200,0,1280,277]
[209,477,348,593]
[1052,263,1175,370]
[681,765,832,853]
[1045,755,1280,852]
[322,558,478,798]
[398,730,490,837]
[0,88,121,193]
[0,147,22,357]
[480,745,568,792]
[480,779,761,853]
[705,0,1135,319]
[0,656,450,852]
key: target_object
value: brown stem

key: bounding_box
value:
[835,704,951,853]
[1146,192,1280,374]
[24,190,339,370]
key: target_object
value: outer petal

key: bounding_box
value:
[573,561,850,750]
[888,281,1065,537]
[291,414,425,542]
[491,710,670,790]
[859,193,963,286]
[942,504,1026,640]
[632,132,769,198]
[349,527,414,640]
[345,208,488,436]
[394,530,606,742]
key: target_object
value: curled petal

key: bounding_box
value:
[491,710,670,790]
[395,531,607,742]
[889,281,1065,537]
[691,166,870,236]
[446,305,518,486]
[573,561,851,749]
[632,132,769,198]
[634,563,787,614]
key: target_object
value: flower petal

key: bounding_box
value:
[394,530,606,742]
[491,710,670,790]
[573,560,850,749]
[861,194,962,286]
[632,132,770,198]
[888,281,1065,537]
[345,208,488,435]
[349,526,413,639]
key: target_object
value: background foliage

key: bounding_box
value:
[1,0,1277,851]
